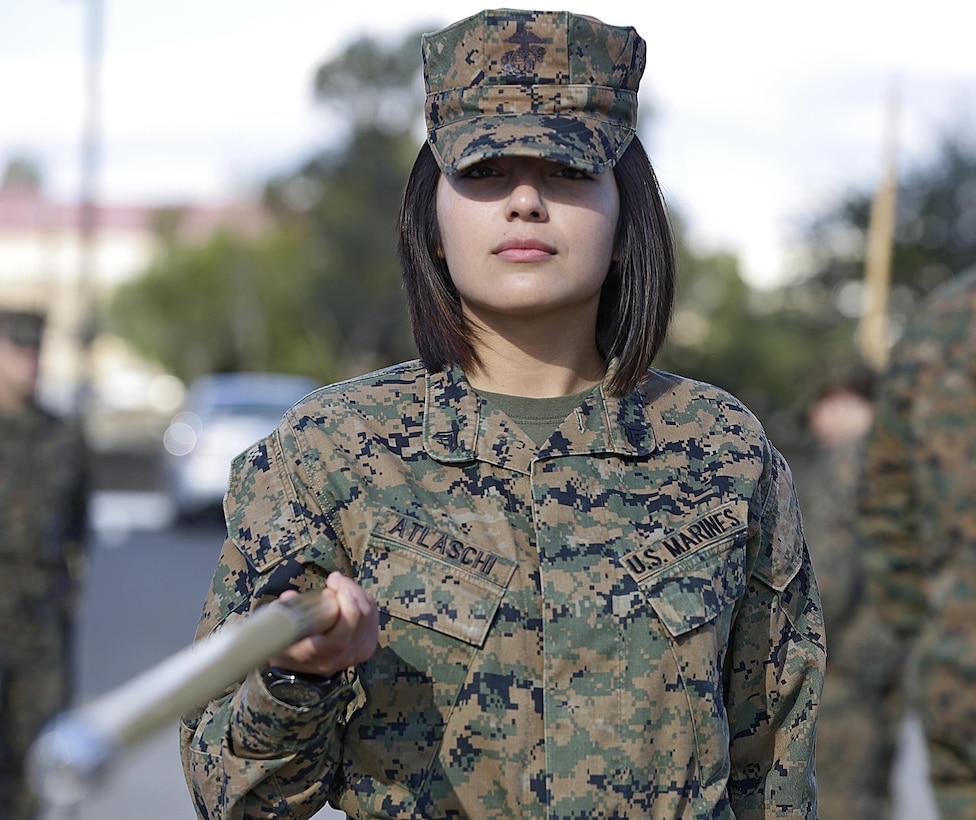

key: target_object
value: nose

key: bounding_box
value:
[506,178,548,222]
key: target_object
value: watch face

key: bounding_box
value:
[268,678,326,707]
[263,666,337,707]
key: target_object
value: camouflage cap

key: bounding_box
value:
[423,9,645,175]
[0,309,45,348]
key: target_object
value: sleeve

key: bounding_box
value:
[71,422,91,543]
[857,354,929,641]
[48,416,91,612]
[724,442,827,818]
[179,426,360,820]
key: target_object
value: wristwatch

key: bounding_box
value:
[261,665,349,708]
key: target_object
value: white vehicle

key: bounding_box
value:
[162,372,318,521]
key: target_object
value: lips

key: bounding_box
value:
[493,237,556,262]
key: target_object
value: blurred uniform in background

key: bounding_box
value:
[799,369,903,819]
[859,266,976,818]
[0,309,90,819]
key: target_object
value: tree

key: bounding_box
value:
[261,27,431,376]
[789,129,976,346]
[110,227,334,383]
[109,29,429,384]
[1,156,43,192]
[311,26,428,136]
[656,210,821,451]
[702,125,976,456]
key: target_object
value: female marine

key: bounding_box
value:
[181,9,825,819]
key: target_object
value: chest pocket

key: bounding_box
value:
[622,503,748,640]
[351,511,516,796]
[359,513,516,645]
[640,533,746,638]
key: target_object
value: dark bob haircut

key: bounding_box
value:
[396,137,675,397]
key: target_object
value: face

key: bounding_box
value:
[809,389,875,447]
[435,156,619,327]
[0,336,41,410]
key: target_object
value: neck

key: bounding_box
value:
[464,315,606,398]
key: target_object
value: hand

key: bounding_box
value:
[269,572,378,677]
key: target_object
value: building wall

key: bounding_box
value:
[0,187,265,450]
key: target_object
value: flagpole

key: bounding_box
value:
[858,87,899,371]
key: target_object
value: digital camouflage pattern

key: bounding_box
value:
[798,437,902,819]
[424,9,644,175]
[181,361,825,819]
[859,267,976,817]
[0,403,88,820]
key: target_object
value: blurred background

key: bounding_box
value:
[2,0,974,464]
[3,2,971,816]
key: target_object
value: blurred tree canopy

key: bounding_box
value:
[110,28,429,385]
[787,130,976,347]
[658,131,976,452]
[111,227,335,379]
[1,156,43,192]
[109,28,976,456]
[655,213,822,449]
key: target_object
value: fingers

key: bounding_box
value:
[327,571,375,620]
[314,587,341,633]
[311,575,379,668]
[274,587,339,633]
[269,574,378,676]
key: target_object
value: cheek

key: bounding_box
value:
[434,187,475,277]
[591,208,620,270]
[593,185,621,264]
[434,183,458,263]
[0,352,38,392]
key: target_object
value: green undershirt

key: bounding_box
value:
[475,386,597,448]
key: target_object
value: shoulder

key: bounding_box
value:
[914,265,976,323]
[283,360,426,426]
[892,267,976,360]
[636,368,782,499]
[880,268,976,405]
[31,404,87,449]
[225,361,426,527]
[638,370,803,585]
[637,367,767,442]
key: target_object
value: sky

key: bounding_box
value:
[1,0,973,287]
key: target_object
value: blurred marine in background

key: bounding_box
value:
[859,266,976,818]
[799,367,903,818]
[180,7,825,818]
[0,308,89,820]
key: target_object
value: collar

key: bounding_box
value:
[423,364,657,473]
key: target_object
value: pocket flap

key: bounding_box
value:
[642,536,745,638]
[360,514,516,647]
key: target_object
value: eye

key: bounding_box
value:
[553,166,592,181]
[460,163,502,179]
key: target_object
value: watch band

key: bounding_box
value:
[261,665,348,708]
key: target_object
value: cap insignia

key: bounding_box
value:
[501,23,545,78]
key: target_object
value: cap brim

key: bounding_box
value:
[428,113,634,176]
